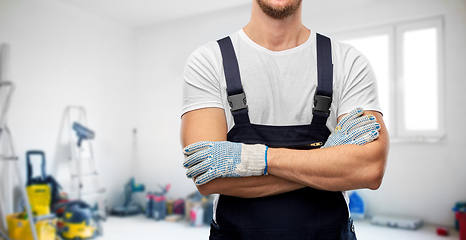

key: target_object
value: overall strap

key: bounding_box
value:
[217,36,250,125]
[311,33,333,126]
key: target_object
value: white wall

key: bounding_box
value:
[0,0,137,220]
[135,0,466,226]
[134,5,251,200]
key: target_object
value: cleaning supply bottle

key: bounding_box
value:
[349,191,365,220]
[190,203,204,227]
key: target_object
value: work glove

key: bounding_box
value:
[183,141,267,185]
[323,107,381,148]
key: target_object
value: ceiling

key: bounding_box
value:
[60,0,251,28]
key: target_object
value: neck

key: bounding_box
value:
[243,1,310,51]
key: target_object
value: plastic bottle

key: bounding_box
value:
[190,203,204,227]
[349,191,365,220]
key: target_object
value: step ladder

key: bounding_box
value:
[0,81,38,240]
[65,106,106,219]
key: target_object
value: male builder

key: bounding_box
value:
[180,0,389,239]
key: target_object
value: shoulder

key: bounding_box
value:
[329,38,382,117]
[330,37,375,85]
[331,38,368,67]
[186,41,221,69]
[182,40,228,117]
[183,40,226,86]
[185,31,244,77]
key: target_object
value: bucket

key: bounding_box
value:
[7,213,56,240]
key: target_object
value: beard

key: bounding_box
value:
[256,0,303,20]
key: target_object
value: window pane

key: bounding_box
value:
[342,35,390,129]
[402,28,438,131]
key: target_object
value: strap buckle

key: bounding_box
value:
[228,92,248,112]
[313,95,332,114]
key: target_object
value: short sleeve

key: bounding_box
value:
[337,45,382,117]
[181,43,224,117]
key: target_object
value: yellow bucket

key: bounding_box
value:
[6,213,56,240]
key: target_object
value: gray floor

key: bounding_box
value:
[100,215,459,240]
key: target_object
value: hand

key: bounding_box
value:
[183,141,268,185]
[323,108,380,148]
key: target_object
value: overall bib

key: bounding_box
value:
[209,34,356,240]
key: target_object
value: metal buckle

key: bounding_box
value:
[227,92,248,112]
[313,95,332,114]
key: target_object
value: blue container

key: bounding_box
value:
[349,191,365,220]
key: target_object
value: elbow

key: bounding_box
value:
[197,186,210,196]
[363,138,389,191]
[366,170,384,190]
[365,158,386,190]
[196,183,214,196]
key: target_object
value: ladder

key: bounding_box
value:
[0,81,38,240]
[65,106,106,219]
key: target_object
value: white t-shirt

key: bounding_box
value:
[182,29,382,131]
[182,29,382,217]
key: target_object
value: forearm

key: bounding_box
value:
[196,175,305,198]
[181,108,305,198]
[266,110,389,191]
[268,136,388,191]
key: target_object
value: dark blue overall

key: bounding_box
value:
[210,34,356,240]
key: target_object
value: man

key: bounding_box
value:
[180,0,389,239]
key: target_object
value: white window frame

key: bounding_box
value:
[330,16,445,142]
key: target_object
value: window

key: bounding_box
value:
[331,17,445,141]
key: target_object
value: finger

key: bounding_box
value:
[194,171,217,186]
[346,122,381,141]
[342,115,376,133]
[351,130,379,145]
[183,149,210,168]
[183,141,212,156]
[186,158,213,178]
[337,108,364,129]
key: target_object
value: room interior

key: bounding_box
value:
[0,0,466,239]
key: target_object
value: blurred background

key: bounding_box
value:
[0,0,465,239]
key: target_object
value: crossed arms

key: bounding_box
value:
[180,107,389,198]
